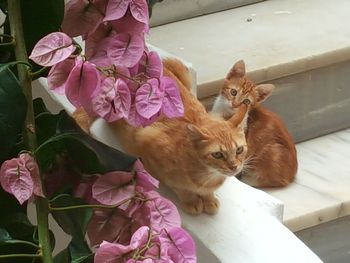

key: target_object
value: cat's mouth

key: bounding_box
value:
[222,166,243,177]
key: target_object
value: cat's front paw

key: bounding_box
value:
[181,197,204,215]
[202,195,220,215]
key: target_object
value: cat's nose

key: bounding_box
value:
[229,164,237,171]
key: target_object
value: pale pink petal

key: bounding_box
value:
[134,159,159,191]
[20,154,44,198]
[92,77,117,118]
[85,23,113,59]
[61,0,104,37]
[112,79,131,119]
[94,240,131,263]
[29,32,75,67]
[160,227,197,263]
[129,0,149,25]
[47,58,76,94]
[88,35,115,67]
[111,10,148,35]
[104,0,130,21]
[65,57,101,111]
[145,51,162,78]
[73,177,99,204]
[107,33,144,68]
[92,171,135,206]
[0,156,34,204]
[87,208,132,247]
[144,193,181,233]
[129,226,149,250]
[161,77,184,118]
[135,79,163,119]
[127,103,159,127]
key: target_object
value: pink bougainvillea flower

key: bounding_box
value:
[129,0,149,25]
[94,226,150,263]
[144,51,163,78]
[104,0,130,22]
[47,58,76,94]
[127,103,160,127]
[135,78,164,119]
[0,153,44,204]
[110,9,148,36]
[87,207,132,247]
[107,33,144,68]
[85,23,113,59]
[29,32,75,67]
[132,191,181,234]
[160,227,197,263]
[87,35,115,67]
[161,76,184,118]
[61,0,106,37]
[92,77,132,122]
[133,159,159,191]
[92,171,135,206]
[65,57,101,111]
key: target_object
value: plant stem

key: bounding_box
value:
[7,1,53,263]
[50,204,117,211]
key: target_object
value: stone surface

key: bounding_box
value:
[266,128,350,232]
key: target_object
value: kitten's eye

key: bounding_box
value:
[211,152,224,159]
[236,146,244,155]
[243,99,251,105]
[230,89,237,96]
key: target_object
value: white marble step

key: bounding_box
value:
[148,0,350,100]
[265,128,350,232]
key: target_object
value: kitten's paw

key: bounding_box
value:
[202,195,220,215]
[182,198,203,215]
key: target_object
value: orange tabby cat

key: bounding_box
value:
[74,59,249,215]
[212,60,297,187]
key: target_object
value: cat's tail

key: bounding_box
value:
[163,58,193,91]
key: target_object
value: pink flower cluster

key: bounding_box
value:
[74,160,196,262]
[0,153,44,204]
[29,0,184,127]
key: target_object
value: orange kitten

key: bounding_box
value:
[74,59,249,215]
[212,60,297,187]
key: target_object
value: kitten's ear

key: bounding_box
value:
[226,60,246,79]
[255,84,275,103]
[186,124,209,141]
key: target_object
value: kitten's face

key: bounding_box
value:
[222,78,257,109]
[187,122,247,177]
[222,60,275,110]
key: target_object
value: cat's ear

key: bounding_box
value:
[186,124,209,141]
[226,60,246,79]
[255,84,275,103]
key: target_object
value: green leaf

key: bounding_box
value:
[21,0,65,54]
[33,97,49,116]
[51,194,93,262]
[0,228,11,242]
[56,112,137,173]
[51,194,92,239]
[54,247,93,263]
[35,111,136,174]
[0,64,27,163]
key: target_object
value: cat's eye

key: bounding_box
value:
[243,99,251,105]
[211,152,224,159]
[236,146,244,155]
[230,89,237,96]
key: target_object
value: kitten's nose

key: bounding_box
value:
[229,164,237,171]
